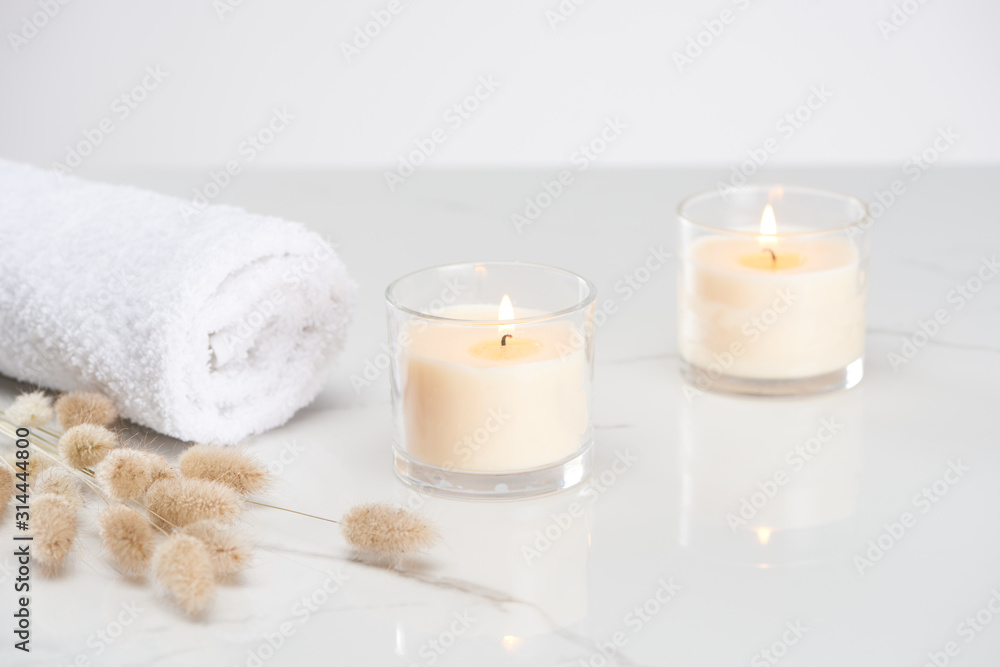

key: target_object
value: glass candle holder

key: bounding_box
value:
[386,261,596,499]
[677,185,870,396]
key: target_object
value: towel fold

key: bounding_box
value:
[0,160,356,443]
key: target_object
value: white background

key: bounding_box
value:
[0,0,997,170]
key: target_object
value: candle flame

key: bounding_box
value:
[756,526,772,545]
[759,204,777,245]
[498,294,514,339]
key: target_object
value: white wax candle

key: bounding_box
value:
[679,233,865,379]
[401,305,589,472]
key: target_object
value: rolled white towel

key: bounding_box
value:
[0,160,356,443]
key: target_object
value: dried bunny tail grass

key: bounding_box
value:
[149,454,180,484]
[59,424,118,469]
[54,391,118,429]
[181,520,253,578]
[29,455,54,482]
[100,505,157,575]
[179,445,271,496]
[34,467,83,506]
[153,533,216,615]
[145,477,241,529]
[0,466,14,515]
[33,493,78,568]
[340,502,438,559]
[4,390,53,427]
[96,449,175,501]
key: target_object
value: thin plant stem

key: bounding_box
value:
[32,444,177,531]
[0,422,61,466]
[34,424,62,440]
[124,500,171,536]
[246,499,339,524]
[0,420,57,446]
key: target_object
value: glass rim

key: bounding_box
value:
[677,184,870,239]
[385,260,597,325]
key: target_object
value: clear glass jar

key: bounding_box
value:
[677,185,870,396]
[386,261,596,499]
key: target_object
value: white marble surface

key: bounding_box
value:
[2,166,999,666]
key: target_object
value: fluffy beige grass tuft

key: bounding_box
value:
[59,424,118,468]
[178,445,270,496]
[34,467,83,506]
[54,391,118,429]
[96,449,177,500]
[153,534,215,615]
[0,466,14,515]
[181,520,252,577]
[100,505,157,575]
[340,502,438,559]
[5,390,53,427]
[33,493,78,568]
[26,455,54,482]
[145,477,241,529]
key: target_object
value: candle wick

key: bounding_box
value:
[763,248,777,266]
[501,334,513,347]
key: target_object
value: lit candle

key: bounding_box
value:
[466,296,543,361]
[678,187,868,394]
[403,295,589,472]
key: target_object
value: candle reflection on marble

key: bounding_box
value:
[382,492,590,663]
[678,386,863,567]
